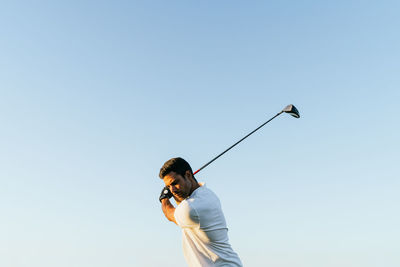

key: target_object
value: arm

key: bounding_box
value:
[161,198,177,225]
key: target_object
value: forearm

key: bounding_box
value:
[161,198,177,225]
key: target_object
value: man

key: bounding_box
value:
[159,157,243,267]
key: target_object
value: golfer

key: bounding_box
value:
[159,157,243,267]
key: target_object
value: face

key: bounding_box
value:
[163,171,192,202]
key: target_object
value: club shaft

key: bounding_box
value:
[193,111,284,175]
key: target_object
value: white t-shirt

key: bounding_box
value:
[174,184,242,267]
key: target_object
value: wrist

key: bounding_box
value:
[161,198,170,204]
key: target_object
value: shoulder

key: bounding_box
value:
[176,199,194,214]
[187,186,222,215]
[186,185,227,229]
[174,199,200,228]
[192,184,218,198]
[192,185,220,206]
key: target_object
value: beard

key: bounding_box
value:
[173,190,187,200]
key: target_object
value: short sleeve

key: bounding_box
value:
[174,200,200,228]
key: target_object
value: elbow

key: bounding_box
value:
[167,214,176,223]
[166,214,177,225]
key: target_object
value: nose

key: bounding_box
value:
[170,185,178,193]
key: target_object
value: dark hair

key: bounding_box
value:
[159,157,194,180]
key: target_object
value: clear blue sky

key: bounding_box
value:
[1,1,399,266]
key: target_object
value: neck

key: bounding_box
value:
[175,182,199,206]
[189,180,200,195]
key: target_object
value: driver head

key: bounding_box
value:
[283,104,300,118]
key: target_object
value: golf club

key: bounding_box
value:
[193,104,300,175]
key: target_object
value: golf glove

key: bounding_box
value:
[159,186,173,202]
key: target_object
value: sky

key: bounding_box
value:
[1,1,399,266]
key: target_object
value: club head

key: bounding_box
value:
[282,104,300,118]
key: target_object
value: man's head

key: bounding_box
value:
[159,157,198,202]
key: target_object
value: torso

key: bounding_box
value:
[174,185,242,267]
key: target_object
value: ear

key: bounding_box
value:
[185,170,192,180]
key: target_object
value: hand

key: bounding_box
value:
[159,186,173,203]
